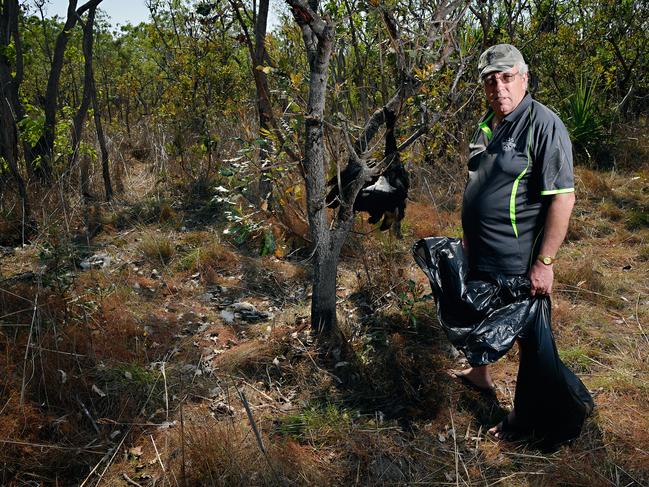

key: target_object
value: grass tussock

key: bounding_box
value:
[555,261,612,304]
[214,338,281,374]
[138,231,175,264]
[575,168,613,200]
[170,419,333,486]
[188,242,241,280]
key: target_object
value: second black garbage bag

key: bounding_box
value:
[413,236,594,448]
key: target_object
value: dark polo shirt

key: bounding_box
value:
[462,93,574,274]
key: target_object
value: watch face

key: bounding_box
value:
[542,256,552,265]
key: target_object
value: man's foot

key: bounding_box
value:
[449,368,496,394]
[488,411,525,441]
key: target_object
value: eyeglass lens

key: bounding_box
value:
[483,73,517,86]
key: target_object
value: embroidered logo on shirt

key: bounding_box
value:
[502,137,516,152]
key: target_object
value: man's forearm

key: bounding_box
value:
[538,192,575,257]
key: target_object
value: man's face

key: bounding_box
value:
[482,67,528,118]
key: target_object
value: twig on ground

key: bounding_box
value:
[635,294,649,346]
[151,434,166,474]
[122,473,144,487]
[77,396,101,434]
[161,362,169,420]
[237,387,266,454]
[449,406,460,487]
[0,439,103,454]
[20,295,38,405]
[236,384,283,484]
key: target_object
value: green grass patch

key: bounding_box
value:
[626,207,649,230]
[273,403,353,444]
[559,345,595,373]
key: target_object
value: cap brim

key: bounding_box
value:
[479,63,514,79]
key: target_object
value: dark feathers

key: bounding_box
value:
[326,109,409,235]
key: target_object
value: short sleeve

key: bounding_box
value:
[533,113,574,196]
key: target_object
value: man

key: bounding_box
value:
[453,44,576,438]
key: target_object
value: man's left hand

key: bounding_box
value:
[529,261,554,296]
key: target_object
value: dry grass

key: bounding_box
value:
[138,230,176,264]
[1,162,648,486]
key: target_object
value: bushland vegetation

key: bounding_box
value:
[1,0,648,485]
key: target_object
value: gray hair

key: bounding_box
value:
[517,62,529,74]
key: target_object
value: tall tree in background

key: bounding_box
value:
[0,0,30,232]
[69,3,112,201]
[70,4,97,198]
[27,0,103,181]
[229,0,275,202]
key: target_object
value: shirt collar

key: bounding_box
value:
[478,92,532,127]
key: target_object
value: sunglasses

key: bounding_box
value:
[482,71,522,87]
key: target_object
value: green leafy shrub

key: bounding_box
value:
[562,76,605,160]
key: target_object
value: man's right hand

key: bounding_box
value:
[529,260,554,296]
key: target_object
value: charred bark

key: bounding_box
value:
[28,0,103,182]
[70,6,97,199]
[0,0,30,232]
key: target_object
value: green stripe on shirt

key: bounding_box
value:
[541,188,575,195]
[479,112,495,140]
[510,107,533,238]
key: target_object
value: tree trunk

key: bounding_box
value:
[0,0,30,233]
[311,249,338,333]
[28,0,103,181]
[71,6,97,199]
[287,0,465,336]
[92,75,112,201]
[286,0,341,333]
[230,0,276,203]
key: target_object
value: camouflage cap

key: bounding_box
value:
[478,44,525,79]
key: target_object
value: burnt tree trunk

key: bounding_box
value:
[286,0,337,334]
[0,0,30,233]
[70,6,97,199]
[93,84,112,202]
[28,0,103,182]
[287,0,374,336]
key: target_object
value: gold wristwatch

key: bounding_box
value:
[537,254,556,265]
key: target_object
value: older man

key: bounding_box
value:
[453,44,576,437]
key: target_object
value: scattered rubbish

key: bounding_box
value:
[0,246,15,256]
[210,401,235,417]
[80,253,112,270]
[157,420,177,430]
[220,309,236,324]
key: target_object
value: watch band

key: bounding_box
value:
[537,254,556,265]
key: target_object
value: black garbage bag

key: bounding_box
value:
[413,236,594,447]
